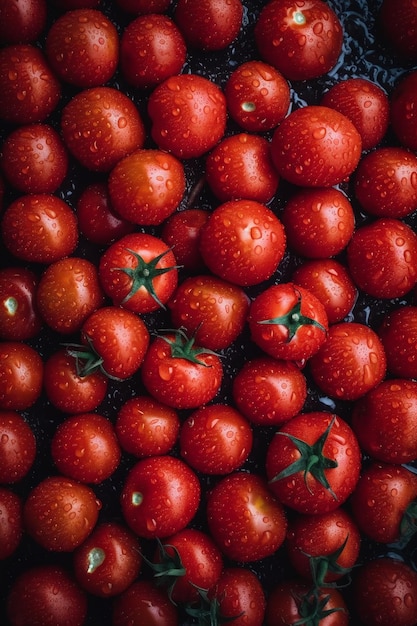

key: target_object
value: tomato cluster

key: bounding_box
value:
[1,0,417,625]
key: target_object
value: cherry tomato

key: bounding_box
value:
[379,0,417,61]
[0,410,36,483]
[0,267,42,340]
[378,305,417,378]
[161,208,209,273]
[112,579,179,626]
[0,342,43,411]
[390,70,417,152]
[0,0,47,44]
[0,487,22,559]
[174,0,243,51]
[209,567,266,626]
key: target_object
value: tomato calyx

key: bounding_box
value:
[399,500,417,548]
[269,417,338,499]
[307,536,352,588]
[158,326,219,366]
[185,585,244,626]
[65,336,122,381]
[141,539,186,604]
[293,587,346,626]
[86,547,106,574]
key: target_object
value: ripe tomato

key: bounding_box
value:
[0,410,36,483]
[120,455,200,538]
[390,70,417,152]
[0,341,43,411]
[168,274,250,350]
[161,208,210,273]
[206,471,287,562]
[0,267,42,340]
[174,0,243,51]
[378,305,417,378]
[248,283,328,363]
[108,149,186,225]
[1,194,78,264]
[281,187,355,258]
[205,133,279,203]
[199,199,286,287]
[309,322,387,401]
[141,328,223,409]
[224,60,290,132]
[208,567,266,626]
[0,0,47,44]
[379,0,417,61]
[45,8,119,87]
[0,487,22,559]
[148,73,227,159]
[23,475,101,551]
[266,412,361,514]
[51,413,121,484]
[270,105,362,187]
[112,579,179,626]
[61,86,145,172]
[254,0,343,81]
[346,217,417,298]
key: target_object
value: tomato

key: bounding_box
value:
[352,557,417,626]
[61,86,145,172]
[346,217,417,298]
[0,487,22,559]
[224,60,290,132]
[179,403,253,474]
[232,356,307,426]
[45,8,119,87]
[6,565,87,626]
[174,0,243,51]
[350,462,417,545]
[0,267,42,340]
[0,44,61,124]
[205,133,279,203]
[266,412,361,514]
[120,455,200,538]
[378,305,417,378]
[0,342,43,411]
[0,410,36,483]
[285,508,361,584]
[51,413,121,484]
[248,283,328,363]
[199,199,286,287]
[1,123,68,194]
[120,13,186,88]
[43,348,108,414]
[309,322,387,401]
[36,257,104,335]
[1,194,78,264]
[379,0,417,61]
[208,567,266,626]
[98,232,179,314]
[23,475,101,551]
[0,0,47,44]
[161,208,210,273]
[112,579,179,626]
[206,471,287,562]
[141,328,223,409]
[148,73,227,159]
[108,149,186,226]
[390,70,417,152]
[270,105,362,187]
[168,274,250,350]
[321,77,389,150]
[115,395,180,458]
[254,0,343,81]
[73,521,142,597]
[281,187,355,258]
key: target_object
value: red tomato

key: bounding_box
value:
[174,0,243,51]
[115,395,180,458]
[390,70,417,152]
[206,471,287,562]
[0,410,36,483]
[108,149,186,225]
[161,208,209,273]
[23,475,101,551]
[271,105,362,187]
[45,8,119,87]
[112,579,179,626]
[378,305,417,378]
[6,565,87,626]
[51,413,121,483]
[321,77,389,150]
[281,187,355,258]
[0,0,47,44]
[1,194,78,264]
[224,60,290,132]
[199,199,286,286]
[1,123,68,194]
[346,217,417,298]
[120,13,186,88]
[73,521,142,597]
[309,322,387,401]
[209,567,266,626]
[379,0,417,61]
[254,0,343,80]
[141,328,223,409]
[98,232,179,314]
[248,283,328,363]
[120,455,200,538]
[61,86,145,172]
[232,356,307,426]
[205,133,279,203]
[168,274,250,350]
[0,44,61,123]
[0,487,22,559]
[0,342,43,410]
[148,73,227,159]
[352,557,417,626]
[36,257,104,334]
[0,267,42,340]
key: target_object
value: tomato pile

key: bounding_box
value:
[1,0,417,624]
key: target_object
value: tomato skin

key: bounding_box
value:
[379,0,417,61]
[112,579,179,626]
[0,0,47,44]
[254,0,343,81]
[0,487,23,559]
[121,455,201,538]
[174,0,243,51]
[390,71,417,152]
[0,410,36,483]
[209,567,266,626]
[309,322,387,401]
[0,267,42,341]
[378,305,417,378]
[161,208,210,273]
[0,342,43,411]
